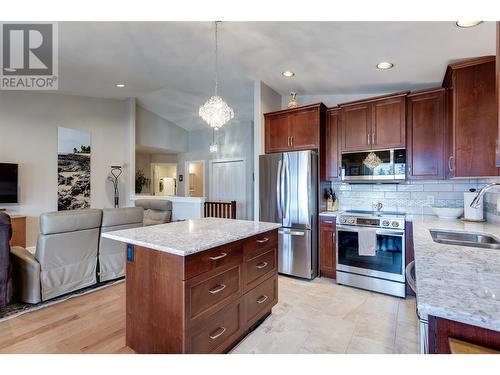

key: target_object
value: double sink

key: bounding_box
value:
[430,229,500,250]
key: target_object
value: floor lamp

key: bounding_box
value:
[108,165,123,208]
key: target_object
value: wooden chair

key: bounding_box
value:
[204,201,237,219]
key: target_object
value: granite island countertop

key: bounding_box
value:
[101,217,281,256]
[409,215,500,331]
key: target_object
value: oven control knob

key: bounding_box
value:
[339,217,346,223]
[382,220,390,227]
[391,221,400,228]
[348,218,355,224]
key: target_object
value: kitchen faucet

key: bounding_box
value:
[373,201,383,212]
[470,183,500,208]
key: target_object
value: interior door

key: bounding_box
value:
[372,96,406,149]
[289,108,319,150]
[265,114,290,153]
[341,104,371,151]
[210,159,247,219]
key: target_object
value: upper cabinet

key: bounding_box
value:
[443,56,499,178]
[340,92,407,152]
[321,108,341,180]
[264,103,326,153]
[406,88,445,180]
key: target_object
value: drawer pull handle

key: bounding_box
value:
[323,220,333,224]
[209,252,227,261]
[209,284,227,294]
[256,261,268,269]
[209,327,226,340]
[256,237,269,243]
[256,295,268,304]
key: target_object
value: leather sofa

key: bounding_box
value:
[11,209,103,304]
[99,207,143,282]
[0,212,13,308]
[134,199,172,226]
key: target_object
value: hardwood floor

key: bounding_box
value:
[0,277,418,354]
[0,282,133,354]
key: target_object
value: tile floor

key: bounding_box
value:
[231,276,419,354]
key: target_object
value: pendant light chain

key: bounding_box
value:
[214,21,219,96]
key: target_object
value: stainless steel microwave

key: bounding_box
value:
[341,148,406,182]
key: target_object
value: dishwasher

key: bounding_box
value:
[405,261,428,354]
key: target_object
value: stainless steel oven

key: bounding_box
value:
[341,148,406,182]
[336,212,406,297]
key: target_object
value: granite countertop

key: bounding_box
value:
[101,217,281,256]
[409,215,500,331]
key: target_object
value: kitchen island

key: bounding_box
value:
[102,218,280,354]
[409,216,500,353]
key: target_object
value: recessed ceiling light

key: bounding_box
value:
[455,21,483,28]
[281,71,295,78]
[3,68,17,72]
[376,62,394,70]
[115,83,126,88]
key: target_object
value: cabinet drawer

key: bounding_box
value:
[319,216,336,229]
[187,265,241,321]
[185,242,243,280]
[242,230,278,259]
[244,248,277,291]
[188,300,243,354]
[245,275,278,326]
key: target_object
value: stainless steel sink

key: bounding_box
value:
[430,229,500,250]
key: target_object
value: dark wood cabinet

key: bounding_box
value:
[443,56,500,177]
[319,216,336,278]
[497,22,500,167]
[340,92,407,152]
[264,103,326,153]
[126,229,278,354]
[372,96,406,149]
[341,103,371,151]
[321,108,341,180]
[406,88,445,180]
[265,113,290,153]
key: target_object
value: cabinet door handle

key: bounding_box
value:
[448,156,455,172]
[323,220,333,224]
[287,136,291,147]
[256,261,268,269]
[209,252,227,261]
[256,295,268,304]
[209,284,227,294]
[291,136,294,146]
[367,133,371,145]
[372,132,375,145]
[256,237,269,243]
[209,326,226,340]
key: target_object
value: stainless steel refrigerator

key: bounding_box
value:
[259,151,318,279]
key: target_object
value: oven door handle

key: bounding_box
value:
[336,224,404,237]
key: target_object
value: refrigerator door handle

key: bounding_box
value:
[278,229,305,236]
[276,159,283,218]
[284,153,291,220]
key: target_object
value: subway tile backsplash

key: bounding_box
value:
[329,177,500,220]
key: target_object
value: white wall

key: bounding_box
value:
[253,81,282,219]
[0,92,133,246]
[136,105,188,154]
[177,119,254,220]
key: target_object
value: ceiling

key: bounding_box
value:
[57,21,496,131]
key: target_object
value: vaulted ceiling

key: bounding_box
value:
[57,21,496,130]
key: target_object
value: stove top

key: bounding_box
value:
[337,210,406,229]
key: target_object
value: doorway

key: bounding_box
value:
[209,158,246,219]
[184,160,205,197]
[151,163,177,196]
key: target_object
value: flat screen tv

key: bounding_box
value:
[0,163,18,204]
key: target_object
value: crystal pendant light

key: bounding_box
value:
[199,21,234,130]
[363,152,382,170]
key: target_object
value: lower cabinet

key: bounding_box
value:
[126,229,279,354]
[319,216,336,278]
